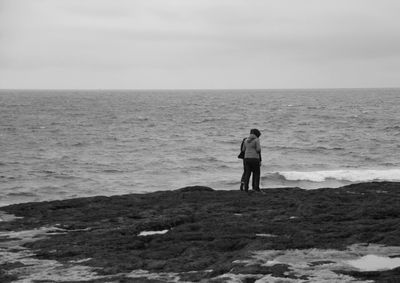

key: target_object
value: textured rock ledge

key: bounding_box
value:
[1,182,400,282]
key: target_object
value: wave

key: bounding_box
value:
[41,170,56,174]
[72,142,86,147]
[188,156,219,163]
[54,173,79,180]
[264,169,400,183]
[0,176,16,181]
[7,191,37,197]
[135,116,149,121]
[268,146,345,152]
[102,169,125,174]
[384,125,400,131]
[28,170,79,180]
[193,117,226,124]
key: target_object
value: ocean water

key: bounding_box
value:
[1,88,400,206]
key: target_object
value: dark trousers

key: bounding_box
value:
[240,161,256,189]
[243,158,260,191]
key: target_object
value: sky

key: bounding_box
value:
[1,0,400,89]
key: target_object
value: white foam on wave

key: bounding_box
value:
[278,168,400,183]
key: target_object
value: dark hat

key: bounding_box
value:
[250,128,261,137]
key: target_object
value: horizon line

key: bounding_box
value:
[1,87,400,91]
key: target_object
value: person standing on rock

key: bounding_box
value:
[241,128,262,192]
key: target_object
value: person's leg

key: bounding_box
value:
[246,159,260,191]
[243,159,251,192]
[252,169,255,189]
[240,160,245,190]
[252,159,261,191]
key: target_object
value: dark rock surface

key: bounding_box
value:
[1,182,400,282]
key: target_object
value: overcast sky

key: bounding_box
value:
[1,0,400,89]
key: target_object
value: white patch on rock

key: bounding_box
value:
[138,229,169,236]
[346,254,400,271]
[0,227,63,247]
[2,223,400,283]
[0,226,108,282]
[10,260,104,283]
[229,244,400,282]
[0,211,22,222]
[126,269,181,282]
[69,258,92,264]
[255,234,277,238]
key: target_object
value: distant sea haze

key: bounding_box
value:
[1,88,400,206]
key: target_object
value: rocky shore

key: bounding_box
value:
[1,182,400,282]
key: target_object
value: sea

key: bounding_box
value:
[1,88,400,206]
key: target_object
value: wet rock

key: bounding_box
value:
[337,267,400,282]
[0,182,399,282]
[177,186,214,193]
[230,263,291,276]
[309,260,336,266]
[0,269,18,283]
